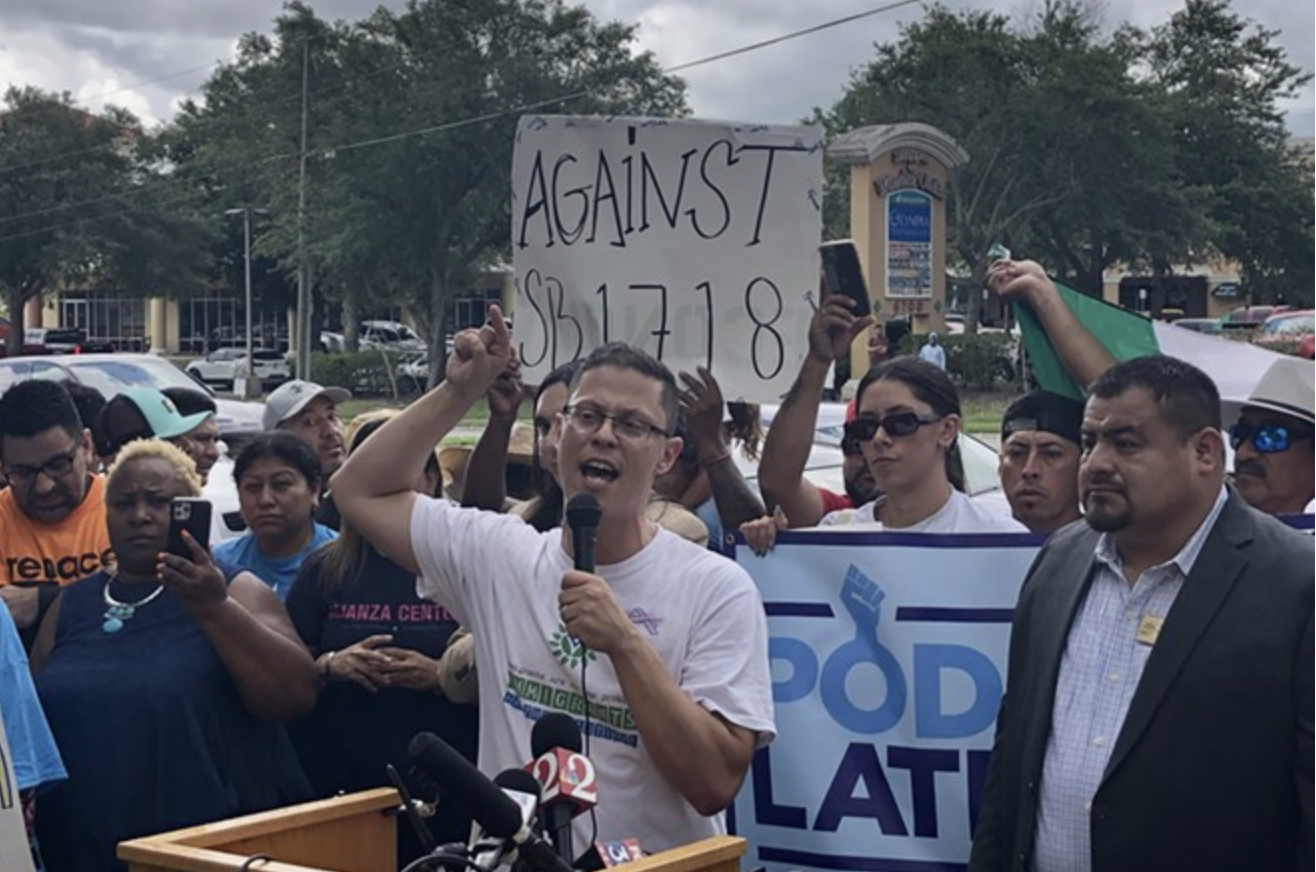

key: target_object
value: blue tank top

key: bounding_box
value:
[35,571,312,872]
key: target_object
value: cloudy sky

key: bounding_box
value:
[1,0,1311,135]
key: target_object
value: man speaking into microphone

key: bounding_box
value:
[332,308,775,856]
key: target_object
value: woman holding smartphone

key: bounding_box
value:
[826,357,1026,533]
[31,439,316,872]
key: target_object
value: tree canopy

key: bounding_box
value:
[1,0,1307,357]
[166,0,687,368]
[0,87,211,352]
[815,0,1313,314]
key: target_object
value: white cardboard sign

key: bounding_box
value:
[0,704,36,872]
[511,116,824,402]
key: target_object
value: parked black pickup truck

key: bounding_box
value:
[24,328,116,354]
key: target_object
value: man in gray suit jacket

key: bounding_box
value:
[970,355,1313,872]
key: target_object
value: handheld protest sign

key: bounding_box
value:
[511,115,824,402]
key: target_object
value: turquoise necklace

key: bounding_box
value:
[102,572,165,634]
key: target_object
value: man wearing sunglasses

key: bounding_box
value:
[987,258,1314,519]
[0,381,112,643]
[1222,356,1314,516]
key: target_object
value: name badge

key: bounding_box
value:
[1135,614,1164,646]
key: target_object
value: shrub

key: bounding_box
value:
[940,333,1021,391]
[309,350,409,398]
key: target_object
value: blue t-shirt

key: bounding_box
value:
[0,604,65,791]
[213,524,337,600]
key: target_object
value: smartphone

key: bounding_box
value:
[167,498,212,559]
[820,239,872,317]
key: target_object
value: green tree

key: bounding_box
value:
[817,3,1130,325]
[1141,0,1313,306]
[168,0,687,376]
[0,87,211,354]
[815,0,1312,314]
[1007,6,1203,293]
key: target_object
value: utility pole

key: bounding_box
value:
[225,207,268,397]
[224,208,255,396]
[295,38,313,381]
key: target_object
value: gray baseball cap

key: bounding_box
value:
[262,379,352,430]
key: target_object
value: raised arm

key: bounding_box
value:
[460,358,524,511]
[678,367,765,530]
[758,295,871,526]
[332,307,512,572]
[987,259,1116,393]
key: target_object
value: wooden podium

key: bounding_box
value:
[118,788,746,872]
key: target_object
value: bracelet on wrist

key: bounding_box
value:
[700,448,732,468]
[320,650,337,681]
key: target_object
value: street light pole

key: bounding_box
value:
[226,207,265,397]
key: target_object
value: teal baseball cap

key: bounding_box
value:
[94,388,212,457]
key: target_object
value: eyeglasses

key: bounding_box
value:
[1229,421,1313,455]
[844,411,944,442]
[841,436,864,457]
[562,405,669,442]
[3,445,81,486]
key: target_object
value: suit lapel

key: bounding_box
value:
[1102,494,1254,780]
[1033,534,1100,696]
[1022,526,1101,771]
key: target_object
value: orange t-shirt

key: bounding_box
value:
[0,475,112,585]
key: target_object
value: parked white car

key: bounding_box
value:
[320,320,425,354]
[0,353,265,450]
[186,348,290,391]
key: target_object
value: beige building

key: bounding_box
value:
[29,269,516,356]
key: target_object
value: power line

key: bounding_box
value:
[0,2,903,241]
[63,61,221,107]
[664,0,923,74]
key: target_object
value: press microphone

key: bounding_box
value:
[471,769,541,871]
[566,493,602,573]
[408,732,573,872]
[385,763,436,855]
[529,713,599,865]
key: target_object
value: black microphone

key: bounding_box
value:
[471,769,541,871]
[530,714,598,867]
[566,493,602,573]
[385,763,436,855]
[408,732,573,872]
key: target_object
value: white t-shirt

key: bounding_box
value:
[409,496,775,854]
[821,489,1028,533]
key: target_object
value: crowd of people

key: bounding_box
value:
[0,255,1308,872]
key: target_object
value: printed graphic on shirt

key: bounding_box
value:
[498,611,687,749]
[549,624,597,670]
[503,669,639,748]
[3,549,113,584]
[326,602,456,624]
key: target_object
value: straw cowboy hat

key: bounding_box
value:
[438,421,538,502]
[1222,356,1315,426]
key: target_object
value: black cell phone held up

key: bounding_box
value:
[167,498,212,559]
[819,239,872,317]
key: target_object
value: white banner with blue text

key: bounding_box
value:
[729,530,1042,872]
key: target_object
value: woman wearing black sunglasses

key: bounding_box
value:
[824,358,1026,533]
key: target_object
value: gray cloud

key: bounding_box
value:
[1,0,1310,131]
